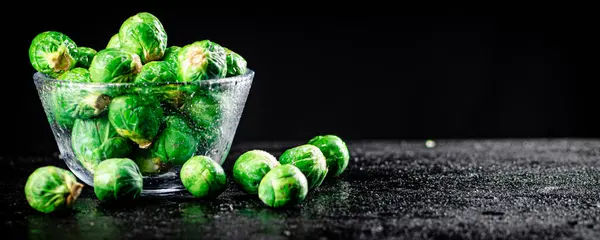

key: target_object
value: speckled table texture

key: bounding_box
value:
[2,139,600,239]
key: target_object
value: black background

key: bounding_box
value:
[1,5,591,156]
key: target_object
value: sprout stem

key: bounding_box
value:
[66,182,84,207]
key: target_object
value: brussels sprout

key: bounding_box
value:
[29,31,78,78]
[118,12,167,64]
[53,69,111,120]
[224,48,247,77]
[279,144,328,190]
[258,164,308,208]
[176,40,227,82]
[47,68,95,129]
[308,135,350,178]
[183,92,222,148]
[106,34,121,49]
[24,166,83,213]
[180,156,227,198]
[56,67,91,82]
[74,47,97,68]
[150,115,199,165]
[93,158,143,201]
[134,61,177,83]
[89,48,142,83]
[233,150,280,194]
[55,90,110,120]
[108,95,164,148]
[47,98,76,130]
[153,83,199,110]
[162,46,180,68]
[184,91,222,130]
[132,148,172,174]
[72,117,132,173]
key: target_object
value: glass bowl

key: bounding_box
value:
[33,70,254,196]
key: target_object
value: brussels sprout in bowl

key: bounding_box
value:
[33,69,254,196]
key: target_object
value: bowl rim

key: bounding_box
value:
[33,69,255,87]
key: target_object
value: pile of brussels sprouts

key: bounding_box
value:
[29,12,248,176]
[233,135,350,208]
[24,134,349,212]
[24,12,350,213]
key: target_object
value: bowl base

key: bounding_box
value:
[141,187,188,197]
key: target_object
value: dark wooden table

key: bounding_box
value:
[2,140,600,239]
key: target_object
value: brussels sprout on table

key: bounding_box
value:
[89,48,142,83]
[72,117,132,173]
[308,135,350,178]
[74,47,97,68]
[118,12,167,64]
[24,166,84,213]
[180,156,227,198]
[224,48,247,77]
[134,61,177,83]
[176,40,227,82]
[279,144,328,190]
[106,34,121,49]
[93,158,143,201]
[108,94,164,148]
[233,150,280,194]
[258,164,308,208]
[29,31,78,78]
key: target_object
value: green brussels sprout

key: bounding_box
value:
[29,31,78,78]
[180,155,227,198]
[106,34,121,49]
[162,46,180,68]
[224,48,247,77]
[279,144,328,190]
[183,92,222,148]
[258,164,308,208]
[56,67,91,82]
[176,40,227,82]
[308,135,350,178]
[134,61,177,83]
[132,148,172,175]
[108,95,164,148]
[52,69,111,120]
[184,91,222,130]
[233,150,280,194]
[93,158,143,201]
[55,90,110,120]
[72,117,132,173]
[118,12,167,64]
[89,48,142,83]
[150,115,199,165]
[74,47,97,68]
[46,68,95,129]
[47,98,76,130]
[153,83,199,110]
[24,166,84,213]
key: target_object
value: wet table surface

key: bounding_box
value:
[2,139,600,239]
